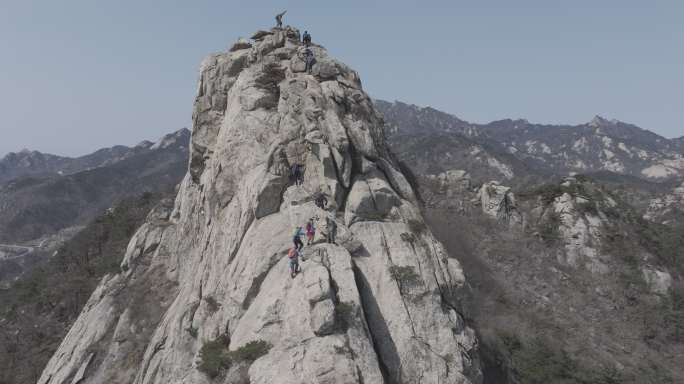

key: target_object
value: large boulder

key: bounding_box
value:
[344,169,401,226]
[310,299,336,336]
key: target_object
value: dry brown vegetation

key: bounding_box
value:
[425,196,684,384]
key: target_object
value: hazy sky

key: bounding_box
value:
[1,1,682,156]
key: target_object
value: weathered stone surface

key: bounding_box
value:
[304,264,332,304]
[644,181,684,224]
[344,168,401,226]
[552,191,608,273]
[70,352,94,384]
[251,30,273,40]
[642,266,672,295]
[39,23,480,384]
[229,38,252,52]
[476,181,522,226]
[312,58,339,80]
[310,299,336,336]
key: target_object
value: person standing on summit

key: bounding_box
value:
[275,10,286,28]
[302,30,311,46]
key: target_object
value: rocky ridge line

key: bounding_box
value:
[38,25,481,384]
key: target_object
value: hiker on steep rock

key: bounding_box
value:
[287,247,300,278]
[275,10,286,28]
[293,226,305,251]
[291,163,303,186]
[290,163,297,185]
[326,216,337,244]
[302,31,311,46]
[297,164,304,185]
[306,218,316,245]
[304,48,315,74]
[314,192,328,210]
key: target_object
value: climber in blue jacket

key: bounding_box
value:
[293,226,305,251]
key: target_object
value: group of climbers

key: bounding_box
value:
[288,213,337,278]
[301,30,314,73]
[286,172,338,278]
[272,18,330,278]
[273,11,315,74]
[289,225,305,278]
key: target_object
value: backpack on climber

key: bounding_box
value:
[293,226,304,250]
[306,218,316,245]
[287,247,300,278]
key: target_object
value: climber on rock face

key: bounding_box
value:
[290,163,297,185]
[293,226,305,251]
[326,216,337,244]
[306,218,316,246]
[302,30,311,46]
[275,10,286,28]
[287,247,300,278]
[297,164,304,185]
[290,163,303,186]
[304,48,315,74]
[314,192,328,210]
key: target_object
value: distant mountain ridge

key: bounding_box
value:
[0,128,190,183]
[375,100,684,180]
[0,129,190,243]
[675,135,684,151]
[374,99,476,137]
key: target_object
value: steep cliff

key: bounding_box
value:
[38,26,480,384]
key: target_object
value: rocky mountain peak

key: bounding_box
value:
[136,140,154,148]
[150,128,191,150]
[38,24,480,384]
[588,115,619,128]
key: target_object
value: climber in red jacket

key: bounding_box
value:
[306,218,316,245]
[288,247,300,278]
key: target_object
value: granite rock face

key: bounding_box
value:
[644,181,684,224]
[39,25,480,384]
[475,181,522,226]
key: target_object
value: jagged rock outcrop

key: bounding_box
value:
[39,25,480,384]
[548,191,608,272]
[475,181,522,226]
[644,181,684,224]
[421,170,473,212]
